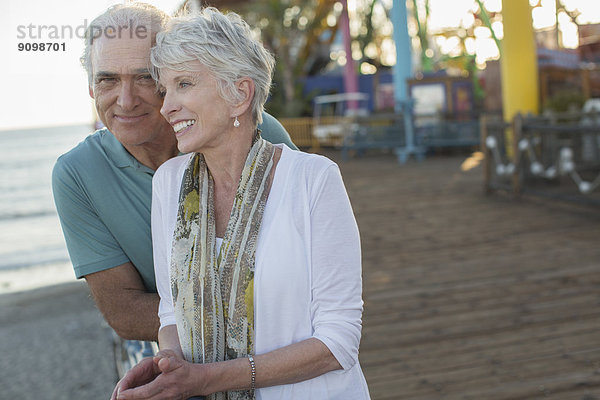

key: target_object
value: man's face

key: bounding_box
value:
[89,30,173,148]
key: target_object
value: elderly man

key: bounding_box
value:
[52,2,295,373]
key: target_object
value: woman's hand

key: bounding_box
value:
[113,350,203,400]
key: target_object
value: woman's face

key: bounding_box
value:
[159,62,232,154]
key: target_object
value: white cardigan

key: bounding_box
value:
[152,145,370,399]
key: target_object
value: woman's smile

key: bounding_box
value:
[172,119,196,137]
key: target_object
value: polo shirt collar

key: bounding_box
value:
[101,128,155,174]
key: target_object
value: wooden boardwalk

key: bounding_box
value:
[332,151,600,400]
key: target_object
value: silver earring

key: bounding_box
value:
[233,116,240,128]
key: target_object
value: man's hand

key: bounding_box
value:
[111,357,161,400]
[115,350,202,400]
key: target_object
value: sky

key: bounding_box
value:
[1,0,599,131]
[425,0,600,65]
[1,0,181,131]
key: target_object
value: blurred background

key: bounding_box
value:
[1,0,599,398]
[2,0,599,287]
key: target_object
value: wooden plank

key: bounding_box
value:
[326,151,600,399]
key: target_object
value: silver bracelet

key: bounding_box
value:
[247,354,256,390]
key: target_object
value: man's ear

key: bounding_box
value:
[231,77,255,117]
[89,85,95,99]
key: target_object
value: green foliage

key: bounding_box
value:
[354,0,393,69]
[543,90,586,113]
[411,0,434,72]
[238,0,337,118]
[266,77,317,118]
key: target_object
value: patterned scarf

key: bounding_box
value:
[170,137,275,400]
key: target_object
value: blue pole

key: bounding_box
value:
[392,0,411,107]
[391,0,425,162]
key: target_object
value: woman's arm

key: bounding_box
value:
[250,338,342,386]
[158,325,184,359]
[308,163,363,371]
[195,337,341,394]
[116,337,341,399]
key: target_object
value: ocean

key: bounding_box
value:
[0,124,92,292]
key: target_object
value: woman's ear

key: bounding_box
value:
[231,77,255,117]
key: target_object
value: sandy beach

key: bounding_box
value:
[0,281,117,399]
[0,125,119,399]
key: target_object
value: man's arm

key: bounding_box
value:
[53,153,159,341]
[85,262,160,341]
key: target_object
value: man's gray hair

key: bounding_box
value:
[81,2,169,84]
[150,7,275,126]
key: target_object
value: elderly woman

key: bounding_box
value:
[113,7,369,400]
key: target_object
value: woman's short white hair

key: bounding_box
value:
[81,2,169,84]
[150,7,275,126]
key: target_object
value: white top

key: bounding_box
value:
[152,145,370,399]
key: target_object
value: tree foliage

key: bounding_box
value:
[237,0,339,117]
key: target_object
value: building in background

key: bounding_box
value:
[579,23,600,63]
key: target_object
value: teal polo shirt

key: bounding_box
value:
[52,113,296,292]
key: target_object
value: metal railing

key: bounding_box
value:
[482,112,600,205]
[280,113,482,155]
